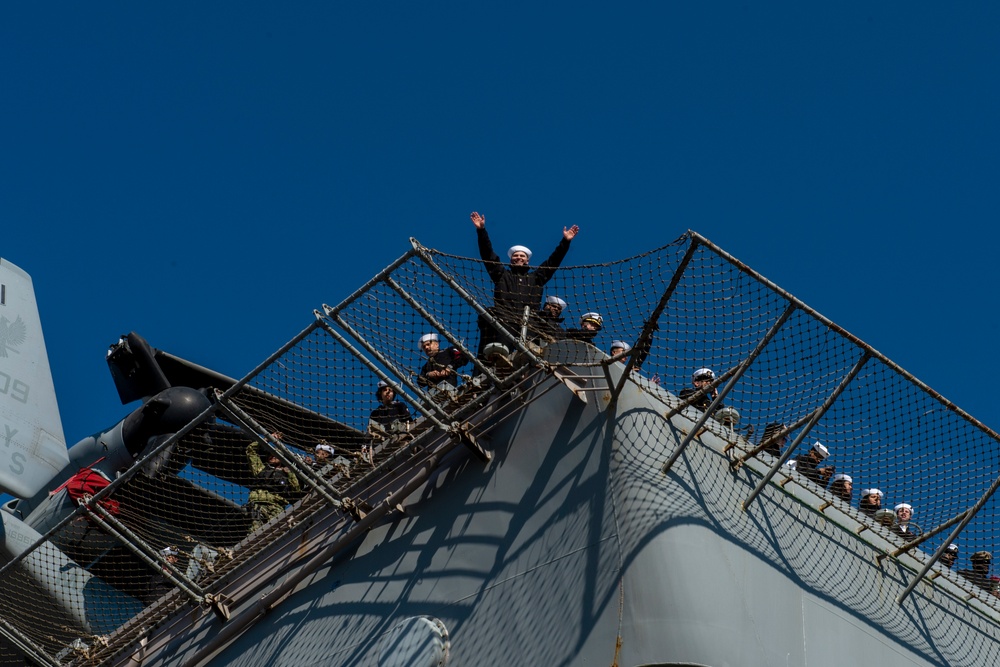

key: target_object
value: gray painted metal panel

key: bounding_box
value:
[106,348,1000,667]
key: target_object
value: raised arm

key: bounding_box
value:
[472,211,505,281]
[534,225,580,285]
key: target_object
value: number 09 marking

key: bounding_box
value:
[0,372,29,404]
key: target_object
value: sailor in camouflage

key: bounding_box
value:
[246,438,300,531]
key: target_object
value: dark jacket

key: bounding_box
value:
[418,347,468,388]
[790,454,831,487]
[477,228,571,326]
[679,386,721,413]
[530,309,566,341]
[370,401,410,427]
[564,328,598,344]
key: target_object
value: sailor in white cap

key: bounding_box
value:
[610,341,631,356]
[418,333,468,389]
[859,488,884,518]
[790,441,834,487]
[891,502,923,539]
[534,295,568,340]
[679,367,724,414]
[828,473,853,503]
[507,245,533,262]
[470,210,580,359]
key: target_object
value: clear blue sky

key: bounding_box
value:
[2,3,998,445]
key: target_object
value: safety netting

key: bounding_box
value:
[0,230,998,666]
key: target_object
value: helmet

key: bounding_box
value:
[692,368,715,382]
[610,341,631,353]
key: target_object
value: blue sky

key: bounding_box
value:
[2,3,998,446]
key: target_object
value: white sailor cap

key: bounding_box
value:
[315,442,336,456]
[418,333,438,350]
[831,473,852,484]
[861,488,884,498]
[160,546,179,558]
[811,442,830,459]
[610,341,631,353]
[507,245,532,260]
[895,503,913,514]
[545,295,567,309]
[946,543,959,553]
[581,312,603,327]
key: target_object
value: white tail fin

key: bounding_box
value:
[0,259,68,497]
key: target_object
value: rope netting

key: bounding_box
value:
[0,230,997,665]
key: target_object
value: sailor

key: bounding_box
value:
[308,440,352,479]
[828,473,853,504]
[417,333,468,389]
[891,503,923,540]
[609,340,650,375]
[940,543,959,570]
[246,436,301,532]
[859,488,884,518]
[471,211,580,359]
[306,440,336,474]
[679,368,723,414]
[958,551,994,591]
[788,441,834,487]
[565,312,604,344]
[758,422,788,457]
[369,381,411,435]
[532,295,568,341]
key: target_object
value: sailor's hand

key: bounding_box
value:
[563,224,580,240]
[471,212,486,229]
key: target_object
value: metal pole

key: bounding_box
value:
[741,350,872,510]
[896,466,1000,605]
[407,239,544,365]
[182,439,464,667]
[0,617,61,667]
[661,303,796,474]
[214,394,343,509]
[690,230,1000,447]
[384,275,500,384]
[0,402,220,582]
[612,234,700,402]
[87,503,205,604]
[314,312,453,428]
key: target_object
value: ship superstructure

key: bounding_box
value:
[0,232,999,666]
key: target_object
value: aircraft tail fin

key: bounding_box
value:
[0,259,69,497]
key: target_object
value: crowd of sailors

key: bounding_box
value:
[674,368,1000,597]
[263,211,1000,599]
[133,213,1000,609]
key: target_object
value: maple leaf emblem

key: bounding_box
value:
[0,315,26,358]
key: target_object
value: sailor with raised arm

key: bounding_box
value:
[471,211,579,361]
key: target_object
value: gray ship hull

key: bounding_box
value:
[140,348,997,667]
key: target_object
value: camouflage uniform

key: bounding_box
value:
[246,441,300,531]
